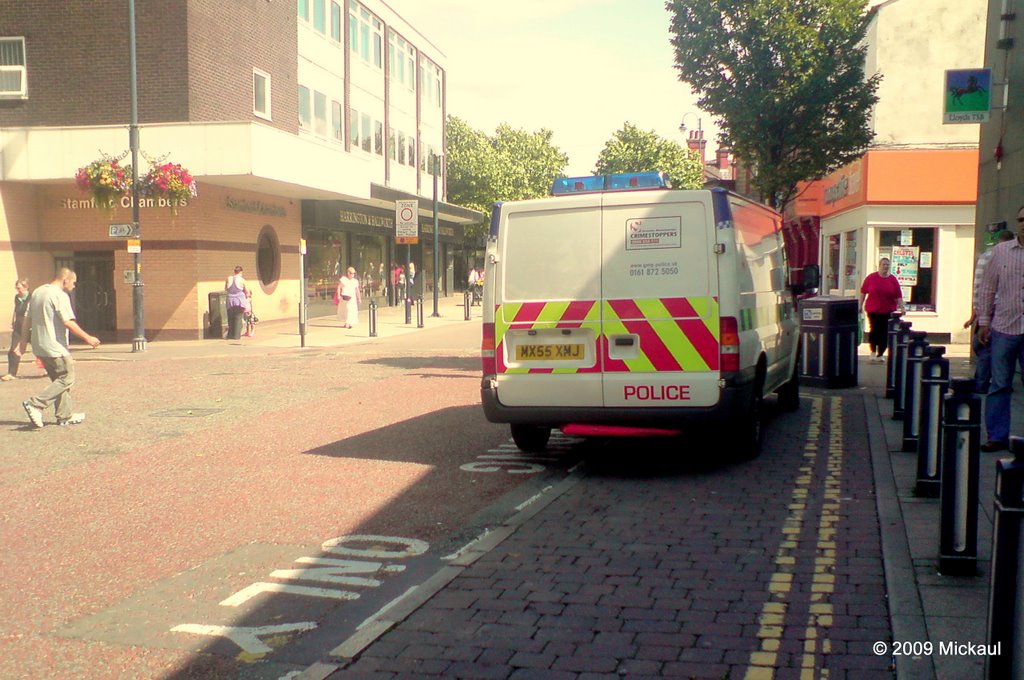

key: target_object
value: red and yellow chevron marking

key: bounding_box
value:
[496,297,720,374]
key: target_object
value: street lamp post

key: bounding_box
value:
[128,0,146,352]
[679,112,702,135]
[431,154,441,317]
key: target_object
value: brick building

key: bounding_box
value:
[0,0,478,341]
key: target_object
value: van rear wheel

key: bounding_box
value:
[776,359,800,412]
[734,380,765,460]
[511,424,552,452]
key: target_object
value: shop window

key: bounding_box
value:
[878,228,936,312]
[825,234,840,291]
[842,231,858,290]
[256,225,281,291]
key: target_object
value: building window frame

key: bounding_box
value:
[0,37,27,99]
[253,68,271,120]
[256,225,281,292]
[298,85,312,130]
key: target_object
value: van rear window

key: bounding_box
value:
[503,208,601,301]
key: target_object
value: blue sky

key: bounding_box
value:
[385,0,719,175]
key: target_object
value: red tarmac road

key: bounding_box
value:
[0,323,575,679]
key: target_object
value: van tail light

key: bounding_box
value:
[481,322,497,375]
[720,316,740,373]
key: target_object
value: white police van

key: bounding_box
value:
[480,172,801,458]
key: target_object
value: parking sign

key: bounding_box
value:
[395,200,418,244]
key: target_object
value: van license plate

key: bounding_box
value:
[516,344,584,361]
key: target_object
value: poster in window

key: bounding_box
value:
[900,229,913,246]
[920,252,932,268]
[891,246,919,287]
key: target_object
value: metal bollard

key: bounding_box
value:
[885,312,904,398]
[464,289,472,321]
[405,296,412,325]
[900,331,928,447]
[416,296,424,328]
[985,437,1024,678]
[892,322,913,419]
[938,378,981,575]
[915,346,949,497]
[368,299,378,337]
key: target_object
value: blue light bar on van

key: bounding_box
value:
[550,171,671,196]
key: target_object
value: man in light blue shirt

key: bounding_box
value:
[14,268,100,428]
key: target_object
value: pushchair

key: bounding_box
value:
[471,281,483,306]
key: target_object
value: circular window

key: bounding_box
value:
[256,225,280,291]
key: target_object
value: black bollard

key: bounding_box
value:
[985,437,1024,678]
[416,296,424,328]
[900,331,929,448]
[938,378,981,575]
[885,312,904,398]
[892,322,913,419]
[464,289,472,321]
[405,296,412,325]
[915,346,948,497]
[368,299,377,337]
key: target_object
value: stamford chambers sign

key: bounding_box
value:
[61,195,190,210]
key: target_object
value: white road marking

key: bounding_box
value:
[219,582,360,607]
[171,622,317,654]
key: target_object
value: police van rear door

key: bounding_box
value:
[600,190,721,408]
[494,194,604,408]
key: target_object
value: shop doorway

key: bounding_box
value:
[55,253,117,341]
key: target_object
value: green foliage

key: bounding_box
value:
[667,0,880,209]
[594,122,704,189]
[446,116,569,242]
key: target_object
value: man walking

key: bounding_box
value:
[977,207,1024,451]
[13,268,100,428]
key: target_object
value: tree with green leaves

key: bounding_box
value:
[446,116,569,242]
[667,0,880,210]
[594,122,704,189]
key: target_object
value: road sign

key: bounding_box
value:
[395,200,418,245]
[944,68,991,124]
[109,223,134,238]
[127,239,141,254]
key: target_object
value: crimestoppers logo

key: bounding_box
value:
[625,217,682,251]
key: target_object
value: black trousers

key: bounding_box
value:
[227,305,245,340]
[867,312,890,355]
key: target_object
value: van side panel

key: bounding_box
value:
[600,192,721,408]
[729,198,798,394]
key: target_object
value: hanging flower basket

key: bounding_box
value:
[139,161,197,213]
[74,154,131,213]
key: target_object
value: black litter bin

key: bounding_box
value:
[799,296,859,388]
[208,291,228,339]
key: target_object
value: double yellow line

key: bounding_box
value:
[745,396,844,680]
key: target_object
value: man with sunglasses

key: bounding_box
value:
[976,207,1024,452]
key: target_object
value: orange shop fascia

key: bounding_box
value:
[812,148,979,217]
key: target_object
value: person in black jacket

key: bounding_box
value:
[2,279,29,381]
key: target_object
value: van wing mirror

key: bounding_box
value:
[802,264,820,290]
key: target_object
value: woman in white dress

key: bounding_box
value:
[336,267,361,328]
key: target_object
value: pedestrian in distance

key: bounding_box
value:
[2,278,30,381]
[336,267,361,329]
[407,262,416,299]
[964,229,1016,393]
[14,268,100,428]
[859,257,905,362]
[976,205,1024,452]
[225,266,248,340]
